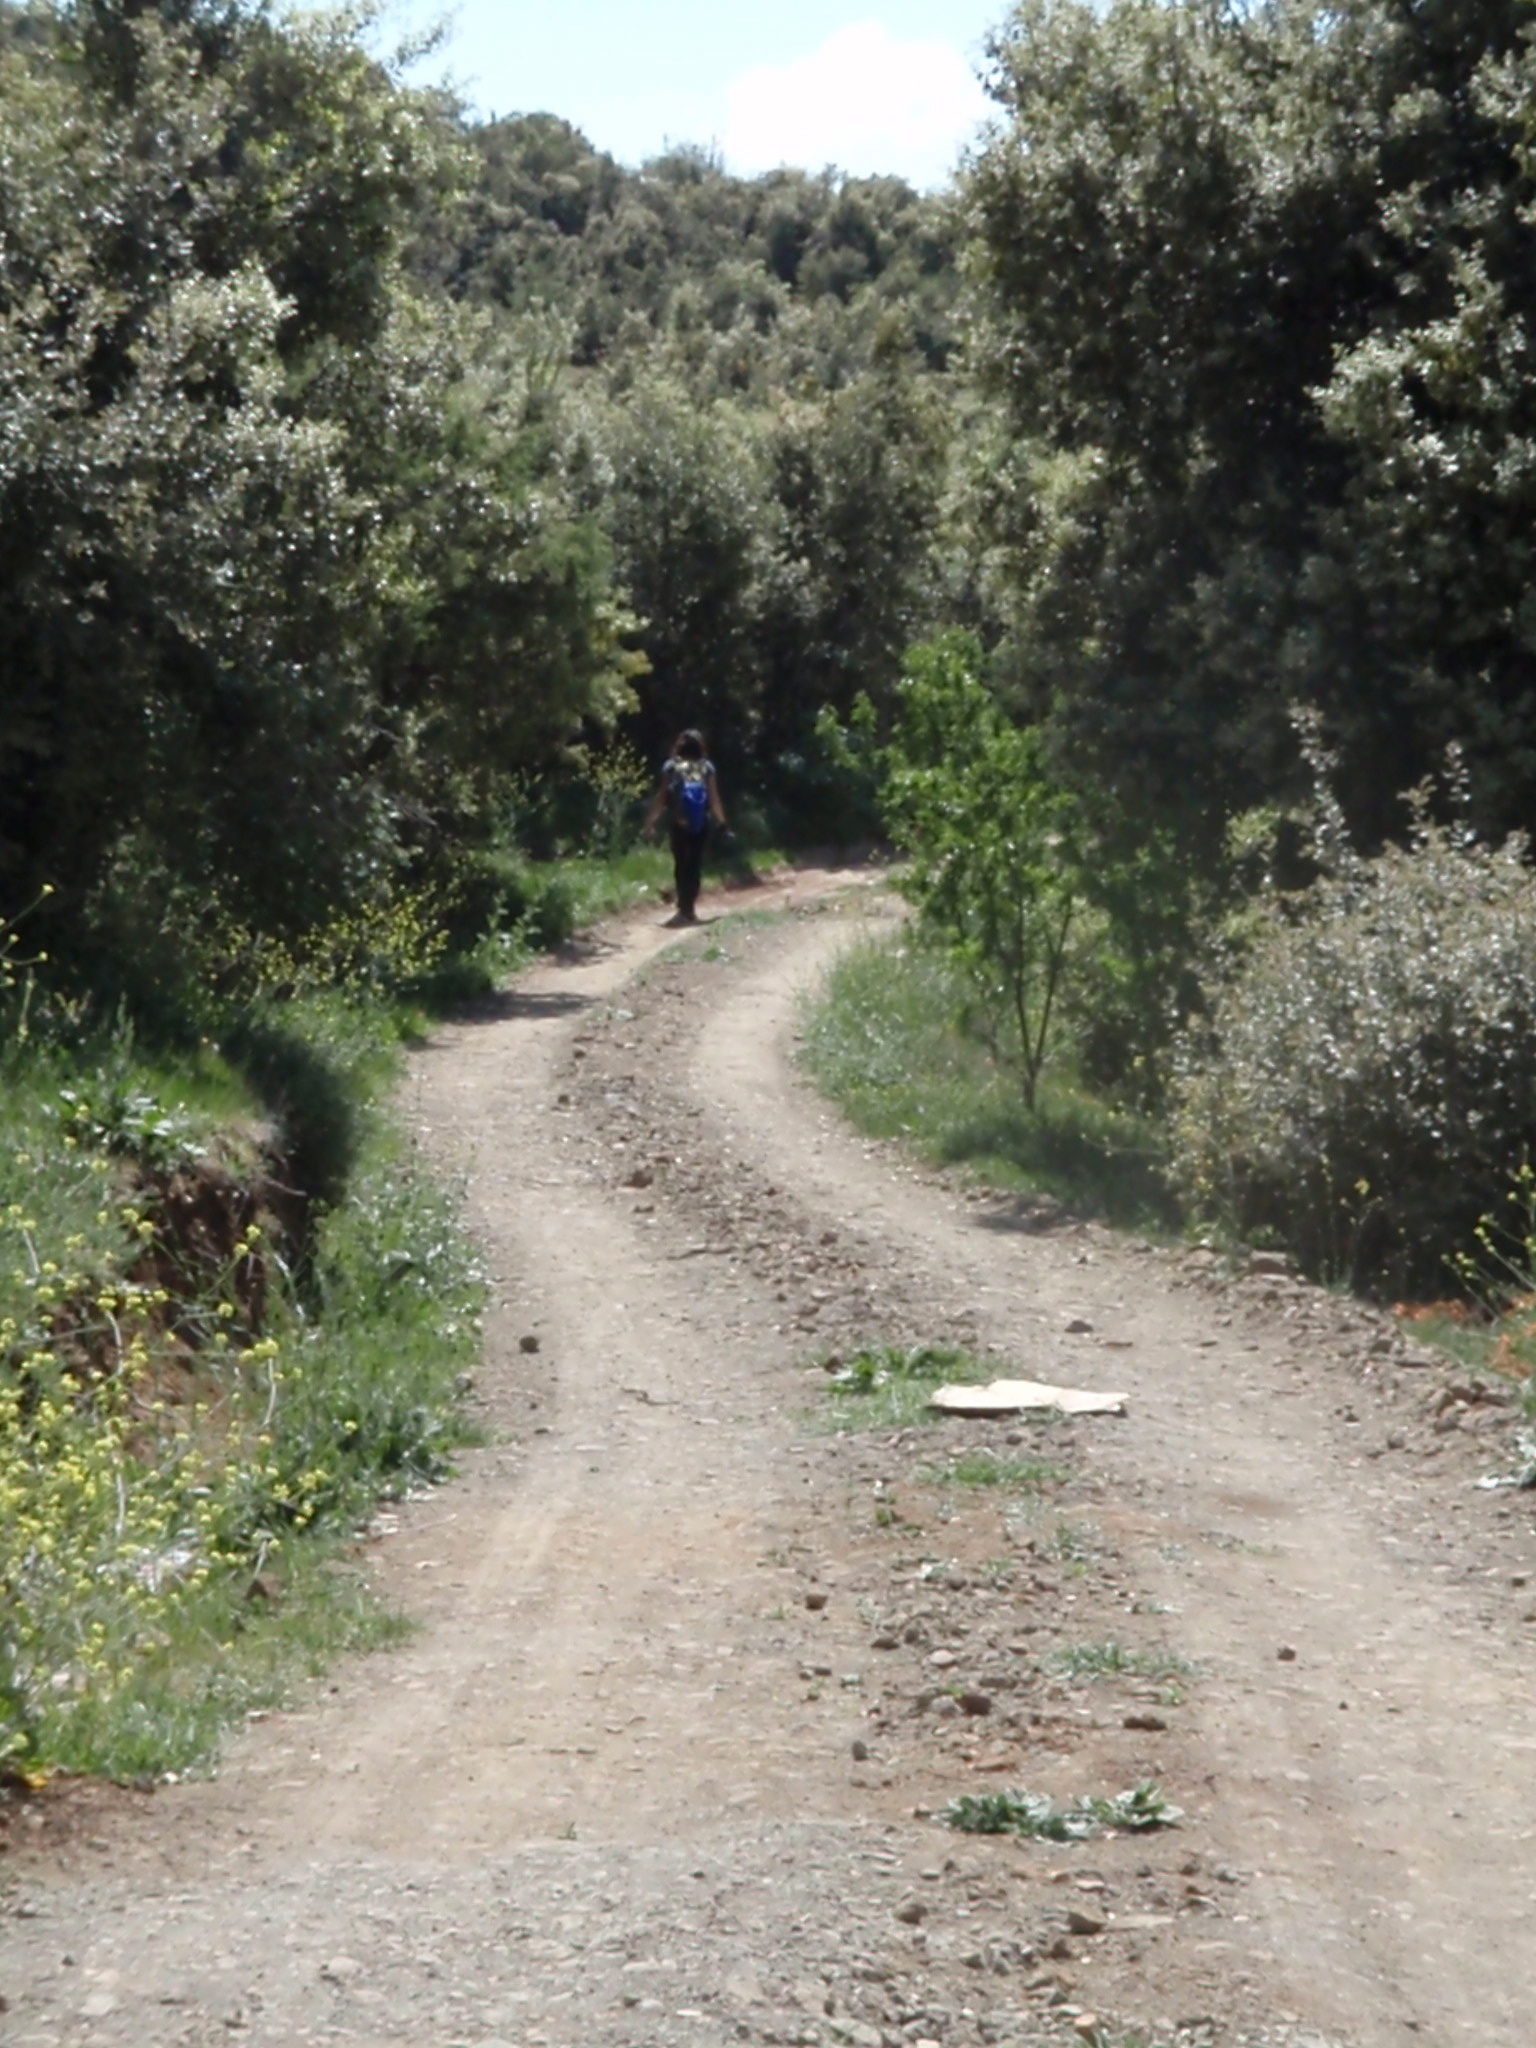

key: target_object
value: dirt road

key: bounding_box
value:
[5,874,1535,2048]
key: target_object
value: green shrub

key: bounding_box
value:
[1174,766,1536,1290]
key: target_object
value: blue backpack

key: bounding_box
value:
[671,762,710,835]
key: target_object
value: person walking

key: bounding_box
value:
[644,728,726,924]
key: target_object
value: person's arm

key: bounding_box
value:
[709,772,727,828]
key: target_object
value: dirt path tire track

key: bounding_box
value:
[3,876,1534,2048]
[687,899,1536,2048]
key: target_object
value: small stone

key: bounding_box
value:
[1123,1711,1167,1731]
[928,1648,957,1669]
[895,1898,928,1926]
[1247,1250,1292,1276]
[851,1739,869,1762]
[1073,2019,1103,2043]
[623,1166,654,1190]
[872,1633,899,1650]
[1064,1317,1094,1335]
[519,1334,541,1354]
[957,1690,993,1717]
[1066,1909,1106,1936]
[804,1591,828,1611]
[321,1958,363,1985]
[1276,1644,1297,1662]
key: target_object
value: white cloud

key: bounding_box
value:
[722,20,988,188]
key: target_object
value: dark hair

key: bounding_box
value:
[673,728,706,761]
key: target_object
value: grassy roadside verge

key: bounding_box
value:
[0,988,483,1783]
[799,929,1178,1232]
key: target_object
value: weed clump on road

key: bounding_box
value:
[1049,1641,1196,1684]
[922,1451,1065,1493]
[943,1782,1182,1839]
[820,1342,987,1431]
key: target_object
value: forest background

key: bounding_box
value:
[6,0,1536,1777]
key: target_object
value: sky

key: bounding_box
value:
[387,3,1006,190]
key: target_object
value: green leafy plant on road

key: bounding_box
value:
[1049,1641,1196,1684]
[819,1342,986,1432]
[922,1452,1065,1493]
[943,1781,1182,1839]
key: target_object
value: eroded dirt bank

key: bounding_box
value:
[4,874,1534,2048]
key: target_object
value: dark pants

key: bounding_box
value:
[670,822,707,919]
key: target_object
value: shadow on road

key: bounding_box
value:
[968,1197,1069,1236]
[454,987,596,1025]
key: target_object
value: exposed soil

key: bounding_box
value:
[4,869,1535,2048]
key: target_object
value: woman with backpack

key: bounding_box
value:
[643,728,727,924]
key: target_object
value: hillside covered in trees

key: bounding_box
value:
[6,0,1536,970]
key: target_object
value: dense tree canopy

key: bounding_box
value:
[967,0,1536,853]
[0,0,631,966]
[434,116,963,375]
[8,0,1536,1013]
